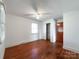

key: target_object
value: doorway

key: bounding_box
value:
[46,23,50,41]
[56,22,63,47]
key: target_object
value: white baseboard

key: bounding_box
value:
[63,46,79,53]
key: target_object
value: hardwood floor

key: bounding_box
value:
[4,40,79,59]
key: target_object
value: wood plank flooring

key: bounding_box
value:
[4,40,79,59]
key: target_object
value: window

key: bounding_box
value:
[32,23,38,33]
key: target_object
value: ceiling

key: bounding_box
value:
[3,0,79,21]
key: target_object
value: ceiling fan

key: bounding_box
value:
[23,0,53,20]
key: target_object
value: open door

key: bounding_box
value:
[56,22,63,57]
[46,23,50,41]
[56,22,63,47]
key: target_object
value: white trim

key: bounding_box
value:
[63,46,79,53]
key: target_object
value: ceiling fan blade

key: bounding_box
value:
[41,13,53,15]
[30,0,38,12]
[23,14,37,19]
[24,14,34,16]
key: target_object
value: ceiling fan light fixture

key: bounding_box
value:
[35,13,41,19]
[36,15,40,19]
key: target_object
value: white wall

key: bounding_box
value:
[5,14,42,48]
[38,21,43,39]
[42,19,56,43]
[64,11,79,53]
